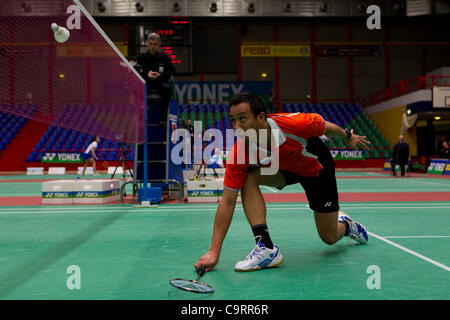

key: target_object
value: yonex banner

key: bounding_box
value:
[41,152,82,163]
[42,191,72,199]
[42,190,121,199]
[187,180,219,203]
[74,189,120,198]
[330,149,365,160]
[42,179,120,204]
[43,190,122,199]
[444,162,450,176]
[427,159,448,175]
[241,44,310,57]
[174,81,273,105]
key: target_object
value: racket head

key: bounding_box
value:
[169,278,214,294]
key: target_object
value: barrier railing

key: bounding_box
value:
[360,75,450,108]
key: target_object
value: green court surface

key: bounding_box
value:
[0,172,449,300]
[276,178,450,193]
[1,173,450,197]
[0,202,448,300]
[0,174,133,197]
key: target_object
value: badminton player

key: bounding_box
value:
[82,136,100,176]
[195,92,371,272]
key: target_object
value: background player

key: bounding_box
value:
[82,136,100,176]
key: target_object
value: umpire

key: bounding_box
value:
[136,33,175,124]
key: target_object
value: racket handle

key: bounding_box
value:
[196,266,206,276]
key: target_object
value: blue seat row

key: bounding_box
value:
[28,124,134,162]
[179,104,231,114]
[0,110,28,153]
[26,149,135,162]
[282,102,363,127]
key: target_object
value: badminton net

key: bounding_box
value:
[0,0,146,144]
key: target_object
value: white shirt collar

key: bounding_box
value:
[242,118,286,165]
[266,117,286,147]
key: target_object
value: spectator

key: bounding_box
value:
[438,141,449,159]
[26,92,33,106]
[269,88,276,112]
[438,135,447,152]
[391,135,410,177]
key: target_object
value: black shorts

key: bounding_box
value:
[276,137,339,213]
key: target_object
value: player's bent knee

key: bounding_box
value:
[319,233,338,245]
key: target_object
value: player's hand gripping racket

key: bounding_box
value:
[169,266,214,294]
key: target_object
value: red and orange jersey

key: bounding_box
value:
[224,112,326,191]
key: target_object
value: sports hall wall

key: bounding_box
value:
[366,100,418,156]
[98,15,450,104]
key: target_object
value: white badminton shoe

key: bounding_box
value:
[338,212,368,244]
[234,243,283,272]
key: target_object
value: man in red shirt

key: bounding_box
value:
[194,93,371,272]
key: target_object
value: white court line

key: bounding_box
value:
[0,208,302,215]
[1,205,450,215]
[383,236,450,239]
[0,206,137,211]
[2,202,448,212]
[0,204,449,211]
[365,172,385,176]
[262,186,279,193]
[160,202,450,208]
[390,178,450,187]
[368,232,450,272]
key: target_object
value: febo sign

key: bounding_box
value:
[243,46,271,55]
[174,81,273,105]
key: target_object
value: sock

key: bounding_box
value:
[339,220,350,236]
[251,224,274,249]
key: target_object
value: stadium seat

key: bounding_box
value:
[107,152,118,161]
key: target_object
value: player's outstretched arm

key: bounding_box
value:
[324,121,371,150]
[194,188,239,272]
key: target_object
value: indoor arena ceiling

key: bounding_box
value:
[76,0,449,18]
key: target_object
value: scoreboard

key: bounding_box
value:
[136,20,192,74]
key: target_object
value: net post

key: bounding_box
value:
[143,83,149,202]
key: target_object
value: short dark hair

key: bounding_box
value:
[229,92,267,119]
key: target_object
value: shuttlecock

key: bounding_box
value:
[51,23,70,43]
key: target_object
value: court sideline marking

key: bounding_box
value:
[1,205,450,214]
[0,202,449,211]
[383,236,450,238]
[389,179,450,187]
[262,186,279,193]
[368,231,450,272]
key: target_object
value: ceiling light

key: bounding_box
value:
[210,2,217,13]
[97,2,106,13]
[135,2,144,12]
[248,3,255,13]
